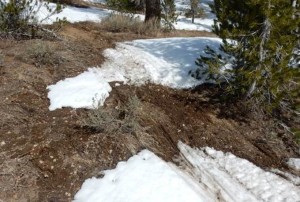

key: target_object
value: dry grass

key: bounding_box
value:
[80,95,165,155]
[80,95,143,135]
[99,13,163,35]
[24,40,64,67]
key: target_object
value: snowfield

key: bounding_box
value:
[74,143,300,202]
[47,37,222,110]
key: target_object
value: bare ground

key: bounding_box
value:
[0,22,299,201]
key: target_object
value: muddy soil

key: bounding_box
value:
[0,22,299,201]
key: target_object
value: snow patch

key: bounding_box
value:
[73,150,211,202]
[178,142,300,202]
[37,3,111,24]
[288,158,300,171]
[47,67,125,110]
[74,143,300,202]
[47,37,222,110]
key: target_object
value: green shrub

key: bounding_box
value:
[161,0,178,30]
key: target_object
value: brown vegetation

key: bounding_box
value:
[99,14,161,35]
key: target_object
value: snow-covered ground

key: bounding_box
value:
[37,3,111,24]
[288,158,300,171]
[175,0,215,31]
[74,142,300,202]
[36,0,215,31]
[47,37,222,110]
[83,0,106,4]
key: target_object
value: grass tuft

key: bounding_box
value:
[99,13,163,35]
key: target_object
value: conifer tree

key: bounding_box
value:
[190,0,198,23]
[161,0,177,29]
[196,0,300,111]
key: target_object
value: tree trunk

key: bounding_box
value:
[145,0,161,22]
[191,0,198,24]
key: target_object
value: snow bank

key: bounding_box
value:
[74,143,300,202]
[178,142,300,202]
[47,37,222,110]
[74,150,212,202]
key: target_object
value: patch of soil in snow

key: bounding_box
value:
[0,22,299,201]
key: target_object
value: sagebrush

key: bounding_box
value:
[25,41,63,67]
[81,96,142,135]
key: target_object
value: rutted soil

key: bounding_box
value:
[0,22,299,201]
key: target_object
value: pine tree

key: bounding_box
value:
[161,0,177,29]
[190,0,198,23]
[196,0,300,111]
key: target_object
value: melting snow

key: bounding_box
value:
[47,37,222,110]
[74,142,300,202]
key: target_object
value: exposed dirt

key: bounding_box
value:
[0,22,299,201]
